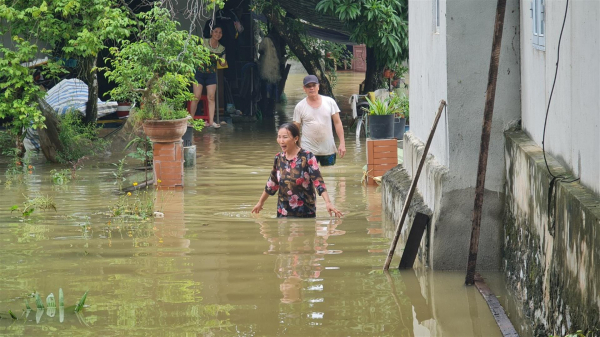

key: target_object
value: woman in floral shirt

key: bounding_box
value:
[252,123,343,218]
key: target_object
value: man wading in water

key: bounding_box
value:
[293,75,345,167]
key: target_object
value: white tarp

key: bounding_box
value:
[45,78,117,117]
[24,79,118,152]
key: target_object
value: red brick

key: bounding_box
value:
[151,140,185,188]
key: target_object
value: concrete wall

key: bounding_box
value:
[504,131,600,335]
[399,0,521,269]
[398,133,505,270]
[520,0,600,194]
[445,0,521,192]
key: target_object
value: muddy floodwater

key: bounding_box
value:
[0,72,506,336]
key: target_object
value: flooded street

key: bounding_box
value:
[0,72,504,336]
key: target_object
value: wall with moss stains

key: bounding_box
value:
[504,131,600,336]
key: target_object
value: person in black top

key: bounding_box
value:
[191,26,227,128]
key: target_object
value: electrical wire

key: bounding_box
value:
[541,0,579,184]
[541,0,580,236]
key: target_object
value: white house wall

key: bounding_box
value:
[520,0,600,193]
[409,0,449,169]
[399,0,521,270]
[409,0,521,194]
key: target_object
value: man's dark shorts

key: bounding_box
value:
[195,71,217,86]
[315,153,336,167]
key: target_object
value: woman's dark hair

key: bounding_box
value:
[279,123,301,146]
[211,25,222,33]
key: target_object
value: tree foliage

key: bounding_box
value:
[0,0,133,132]
[253,0,335,97]
[103,5,212,121]
[0,38,48,132]
[286,37,352,89]
[1,0,132,60]
[316,0,408,68]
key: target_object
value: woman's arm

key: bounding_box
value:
[252,190,270,214]
[320,191,343,218]
[253,156,280,215]
[219,53,227,67]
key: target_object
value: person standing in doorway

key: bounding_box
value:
[293,75,345,166]
[190,26,227,129]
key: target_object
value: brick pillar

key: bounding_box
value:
[152,141,184,188]
[366,138,398,185]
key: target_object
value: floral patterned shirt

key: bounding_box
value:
[265,149,327,218]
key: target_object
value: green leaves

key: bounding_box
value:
[59,288,64,307]
[10,195,57,218]
[6,288,88,322]
[316,0,408,68]
[335,0,361,20]
[35,293,45,310]
[1,0,132,133]
[315,0,336,13]
[0,39,46,132]
[190,118,206,132]
[365,92,407,116]
[74,291,88,313]
[104,5,211,121]
[365,96,394,116]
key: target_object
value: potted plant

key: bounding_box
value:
[104,5,210,140]
[364,95,396,140]
[388,93,408,140]
[383,68,395,79]
[388,63,408,88]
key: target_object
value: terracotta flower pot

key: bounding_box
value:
[142,116,191,143]
[383,69,395,79]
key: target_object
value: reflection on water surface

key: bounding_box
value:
[0,72,502,336]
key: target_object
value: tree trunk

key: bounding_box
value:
[278,63,291,100]
[83,57,99,124]
[262,5,335,99]
[269,32,291,102]
[15,130,25,160]
[362,46,383,94]
[36,97,64,163]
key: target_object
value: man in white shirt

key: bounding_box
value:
[293,75,345,166]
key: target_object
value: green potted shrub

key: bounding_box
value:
[388,63,408,88]
[104,5,210,141]
[388,93,408,140]
[365,95,396,140]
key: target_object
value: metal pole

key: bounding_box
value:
[383,100,446,270]
[216,69,220,124]
[465,0,507,285]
